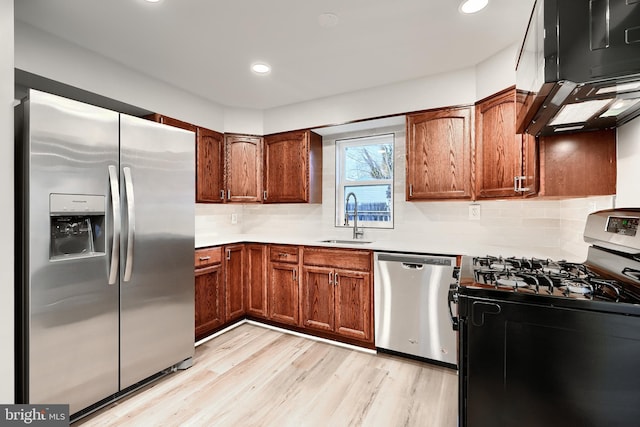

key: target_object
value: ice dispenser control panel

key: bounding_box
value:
[49,194,106,260]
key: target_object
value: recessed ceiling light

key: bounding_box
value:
[460,0,488,14]
[144,0,161,3]
[251,63,271,75]
[318,13,339,28]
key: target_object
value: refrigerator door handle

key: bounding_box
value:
[123,166,136,282]
[108,165,121,285]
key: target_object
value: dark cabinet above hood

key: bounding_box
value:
[516,0,640,136]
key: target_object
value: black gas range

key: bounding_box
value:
[451,209,640,427]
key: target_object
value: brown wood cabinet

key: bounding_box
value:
[406,107,473,200]
[224,244,245,322]
[301,247,373,343]
[263,130,322,203]
[225,134,263,203]
[475,87,538,199]
[197,127,225,203]
[539,129,616,197]
[245,244,268,318]
[194,247,225,340]
[267,245,301,326]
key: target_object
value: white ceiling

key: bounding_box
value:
[15,0,535,110]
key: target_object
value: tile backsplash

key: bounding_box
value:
[195,125,615,261]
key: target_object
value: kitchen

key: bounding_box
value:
[3,0,640,425]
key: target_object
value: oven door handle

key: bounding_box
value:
[448,284,459,331]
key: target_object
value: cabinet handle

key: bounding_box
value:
[220,189,225,200]
[335,273,339,286]
[293,268,297,282]
[278,253,288,258]
[264,190,267,200]
[226,249,231,261]
[329,271,333,285]
[514,176,529,192]
[409,184,413,197]
[199,256,211,261]
[227,189,231,200]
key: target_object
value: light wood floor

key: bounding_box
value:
[76,323,458,426]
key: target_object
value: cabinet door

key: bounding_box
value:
[301,266,334,332]
[246,244,267,318]
[195,264,224,339]
[197,128,225,203]
[268,262,299,326]
[475,88,523,199]
[225,134,263,203]
[225,245,245,321]
[263,130,322,203]
[406,107,472,200]
[334,269,372,341]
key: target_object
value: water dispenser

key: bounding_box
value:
[49,194,106,260]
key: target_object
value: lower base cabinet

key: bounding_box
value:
[195,244,373,347]
[267,245,301,326]
[195,247,225,340]
[246,244,268,318]
[302,247,373,344]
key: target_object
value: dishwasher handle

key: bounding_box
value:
[402,263,424,270]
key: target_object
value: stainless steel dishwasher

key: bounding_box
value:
[374,252,458,366]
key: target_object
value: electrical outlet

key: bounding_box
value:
[469,204,481,220]
[231,213,238,224]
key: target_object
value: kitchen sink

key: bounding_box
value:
[319,239,373,245]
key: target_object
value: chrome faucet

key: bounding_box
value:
[345,192,364,239]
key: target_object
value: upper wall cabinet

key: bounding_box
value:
[475,88,538,199]
[539,129,616,197]
[263,130,323,203]
[406,107,473,200]
[225,134,263,203]
[196,127,225,203]
[145,114,225,203]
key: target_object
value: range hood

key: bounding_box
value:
[516,0,640,136]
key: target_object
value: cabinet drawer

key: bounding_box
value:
[195,247,222,268]
[269,245,300,264]
[303,247,372,272]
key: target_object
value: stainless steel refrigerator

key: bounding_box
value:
[15,89,195,418]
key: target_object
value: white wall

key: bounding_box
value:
[475,43,518,101]
[616,117,640,207]
[223,107,263,135]
[1,0,14,404]
[263,68,476,134]
[14,21,225,131]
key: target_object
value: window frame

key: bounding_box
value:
[335,133,395,230]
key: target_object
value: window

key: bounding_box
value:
[335,134,394,229]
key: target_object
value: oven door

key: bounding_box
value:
[458,293,640,427]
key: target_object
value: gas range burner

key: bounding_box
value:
[560,278,593,295]
[469,255,640,304]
